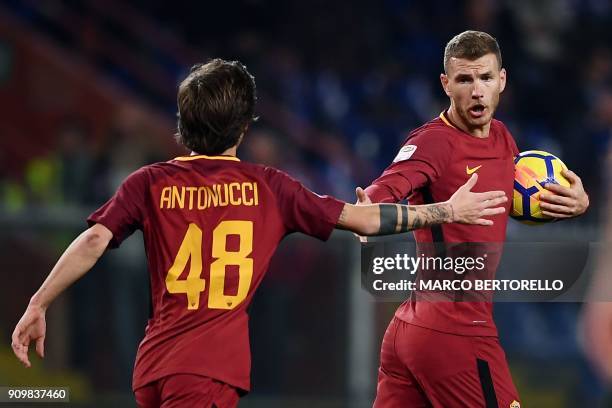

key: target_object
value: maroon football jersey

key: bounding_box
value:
[88,154,344,392]
[365,112,518,336]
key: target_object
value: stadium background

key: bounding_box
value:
[0,0,610,406]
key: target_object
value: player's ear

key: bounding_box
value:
[499,68,507,94]
[440,73,451,97]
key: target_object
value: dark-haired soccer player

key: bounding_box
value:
[11,59,507,408]
[360,31,590,407]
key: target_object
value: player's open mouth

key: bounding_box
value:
[469,104,486,118]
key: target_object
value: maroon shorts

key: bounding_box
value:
[373,317,521,408]
[134,374,240,408]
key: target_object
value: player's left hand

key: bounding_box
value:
[539,169,589,219]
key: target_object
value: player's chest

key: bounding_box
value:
[433,142,515,197]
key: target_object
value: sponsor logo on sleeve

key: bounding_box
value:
[393,145,417,163]
[510,400,521,408]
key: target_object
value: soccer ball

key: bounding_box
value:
[511,150,570,224]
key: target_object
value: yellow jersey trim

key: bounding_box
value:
[438,112,457,130]
[174,154,241,162]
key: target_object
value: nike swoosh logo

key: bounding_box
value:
[466,165,482,175]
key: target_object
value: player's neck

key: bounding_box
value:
[221,146,238,157]
[446,107,490,138]
[190,145,238,158]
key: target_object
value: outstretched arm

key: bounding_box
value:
[12,223,113,367]
[338,173,507,236]
[337,201,453,235]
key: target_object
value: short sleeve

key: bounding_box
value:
[87,167,149,248]
[264,167,345,240]
[365,130,452,203]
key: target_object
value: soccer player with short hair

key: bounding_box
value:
[11,58,508,407]
[361,31,590,407]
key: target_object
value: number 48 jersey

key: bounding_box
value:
[87,154,344,393]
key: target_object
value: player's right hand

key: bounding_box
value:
[11,304,47,368]
[447,173,507,225]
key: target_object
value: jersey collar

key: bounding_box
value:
[174,154,241,162]
[438,110,493,140]
[439,111,458,130]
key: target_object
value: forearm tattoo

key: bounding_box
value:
[408,207,424,229]
[377,203,452,235]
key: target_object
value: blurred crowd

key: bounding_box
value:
[1,0,611,404]
[1,0,611,220]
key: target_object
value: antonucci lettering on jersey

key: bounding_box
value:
[159,182,259,210]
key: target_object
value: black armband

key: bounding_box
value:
[378,204,399,235]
